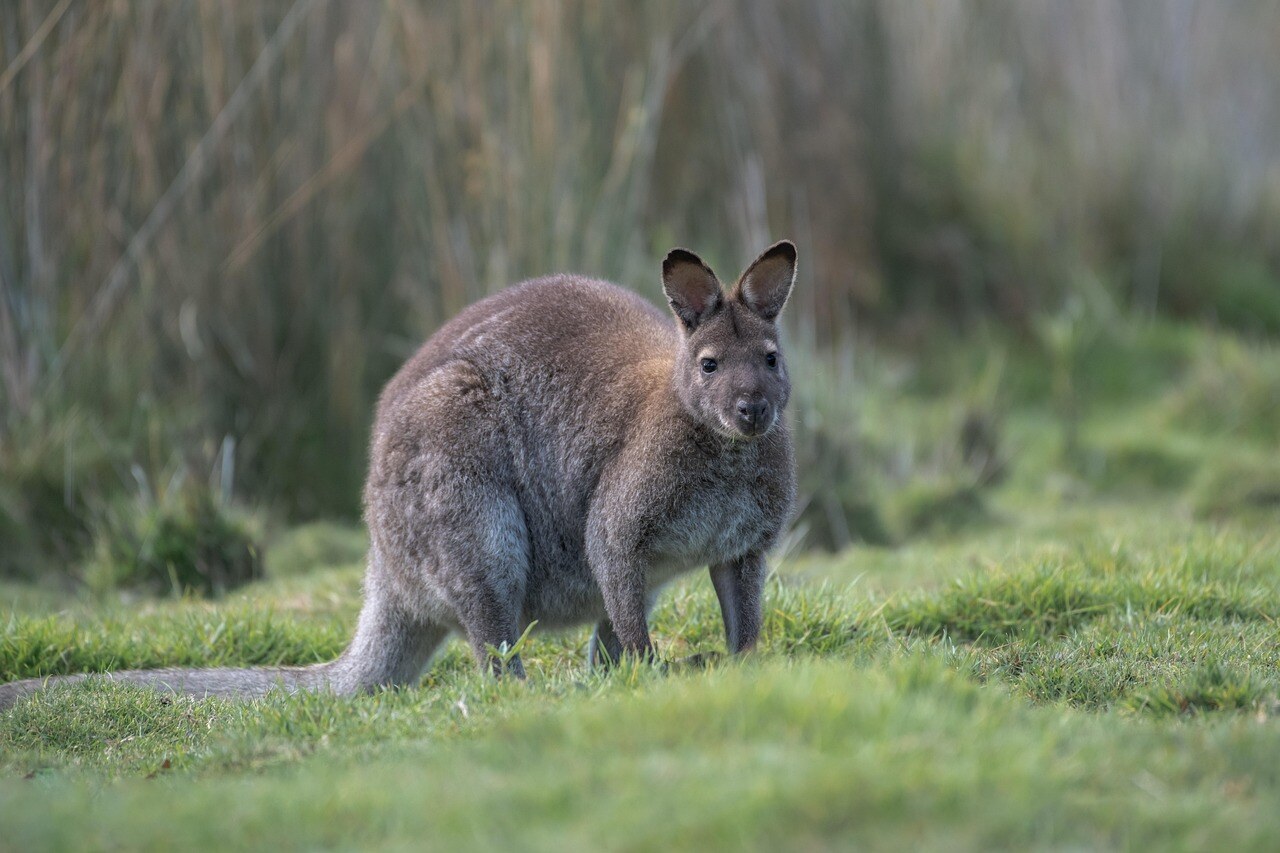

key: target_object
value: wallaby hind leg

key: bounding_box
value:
[369,364,530,678]
[588,591,659,669]
[428,488,531,678]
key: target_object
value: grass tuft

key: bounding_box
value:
[1189,452,1280,520]
[83,489,264,597]
[1125,661,1275,717]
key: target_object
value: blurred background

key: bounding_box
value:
[2,1,1279,594]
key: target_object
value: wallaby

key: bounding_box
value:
[0,241,798,710]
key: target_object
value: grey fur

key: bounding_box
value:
[0,241,798,710]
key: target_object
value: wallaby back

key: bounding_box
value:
[0,241,799,709]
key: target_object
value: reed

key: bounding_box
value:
[1,0,1277,548]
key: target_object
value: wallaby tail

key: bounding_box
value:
[0,581,454,712]
[0,554,458,713]
[0,660,347,712]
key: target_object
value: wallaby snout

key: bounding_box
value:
[735,395,772,435]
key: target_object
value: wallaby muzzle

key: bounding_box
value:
[734,395,773,436]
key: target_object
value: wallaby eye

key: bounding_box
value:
[700,358,718,375]
[765,352,778,369]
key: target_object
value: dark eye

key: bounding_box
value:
[700,358,718,374]
[765,352,778,369]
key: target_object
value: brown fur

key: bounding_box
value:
[0,242,798,708]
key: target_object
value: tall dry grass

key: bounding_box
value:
[1,0,1278,547]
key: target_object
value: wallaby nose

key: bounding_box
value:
[735,397,770,432]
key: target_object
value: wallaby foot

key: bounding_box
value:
[587,618,624,669]
[463,615,528,679]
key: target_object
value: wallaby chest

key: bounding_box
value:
[628,427,794,576]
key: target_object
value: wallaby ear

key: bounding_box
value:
[662,248,723,330]
[734,240,797,322]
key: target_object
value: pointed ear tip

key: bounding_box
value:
[768,239,798,259]
[662,248,719,286]
[662,248,693,277]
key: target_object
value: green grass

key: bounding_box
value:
[5,324,1280,849]
[2,505,1279,850]
[7,656,1280,851]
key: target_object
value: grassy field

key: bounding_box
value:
[3,326,1280,850]
[4,5,1279,848]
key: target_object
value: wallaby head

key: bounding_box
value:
[662,240,797,438]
